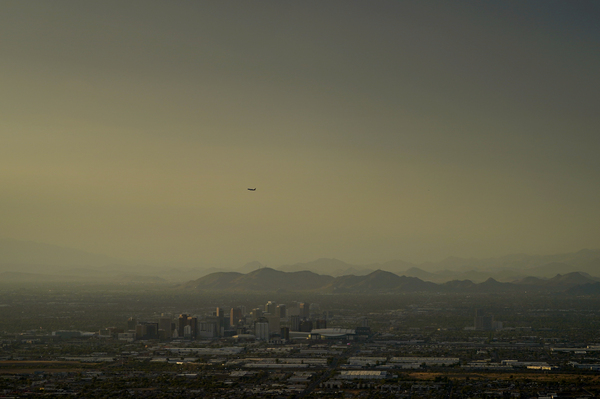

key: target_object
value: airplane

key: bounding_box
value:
[248,188,256,191]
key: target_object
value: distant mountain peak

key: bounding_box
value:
[238,261,265,273]
[247,267,280,275]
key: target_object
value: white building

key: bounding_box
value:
[255,322,269,341]
[340,371,388,379]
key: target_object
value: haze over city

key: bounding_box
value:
[1,1,599,268]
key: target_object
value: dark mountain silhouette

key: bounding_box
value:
[183,272,243,290]
[270,251,600,282]
[277,258,354,275]
[526,262,577,278]
[185,269,600,294]
[512,272,597,290]
[237,261,265,273]
[542,272,597,287]
[3,239,600,285]
[473,278,518,293]
[324,270,438,293]
[402,267,435,280]
[240,268,334,291]
[330,267,375,277]
[184,268,334,291]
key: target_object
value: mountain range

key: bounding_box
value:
[2,238,600,284]
[183,267,600,294]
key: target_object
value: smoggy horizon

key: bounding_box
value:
[2,1,599,267]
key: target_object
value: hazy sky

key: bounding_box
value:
[1,1,599,267]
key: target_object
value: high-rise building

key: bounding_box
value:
[290,315,300,331]
[255,321,269,340]
[299,303,310,319]
[315,319,327,329]
[474,309,494,330]
[299,319,313,332]
[280,327,290,340]
[127,317,138,331]
[135,322,159,340]
[214,308,228,330]
[176,314,197,339]
[198,317,222,339]
[230,307,243,327]
[178,314,189,337]
[183,325,193,338]
[287,305,300,317]
[144,322,159,340]
[266,314,280,334]
[135,324,146,339]
[251,308,263,320]
[188,317,198,338]
[265,301,277,315]
[276,304,286,318]
[159,316,172,337]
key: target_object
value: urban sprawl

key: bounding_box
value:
[2,288,600,398]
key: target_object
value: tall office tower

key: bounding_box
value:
[276,304,286,318]
[187,316,198,339]
[146,322,159,339]
[299,303,310,319]
[280,327,290,340]
[266,314,280,334]
[177,314,189,337]
[127,317,138,331]
[183,325,192,338]
[198,317,221,339]
[361,317,369,327]
[255,321,269,341]
[135,324,147,339]
[215,308,227,330]
[315,319,327,329]
[287,306,300,317]
[265,301,277,315]
[251,308,263,320]
[230,307,243,327]
[290,315,300,331]
[299,319,313,332]
[159,316,172,336]
[474,309,494,330]
[240,306,246,316]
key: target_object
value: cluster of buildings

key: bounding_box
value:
[108,301,369,343]
[473,309,503,331]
